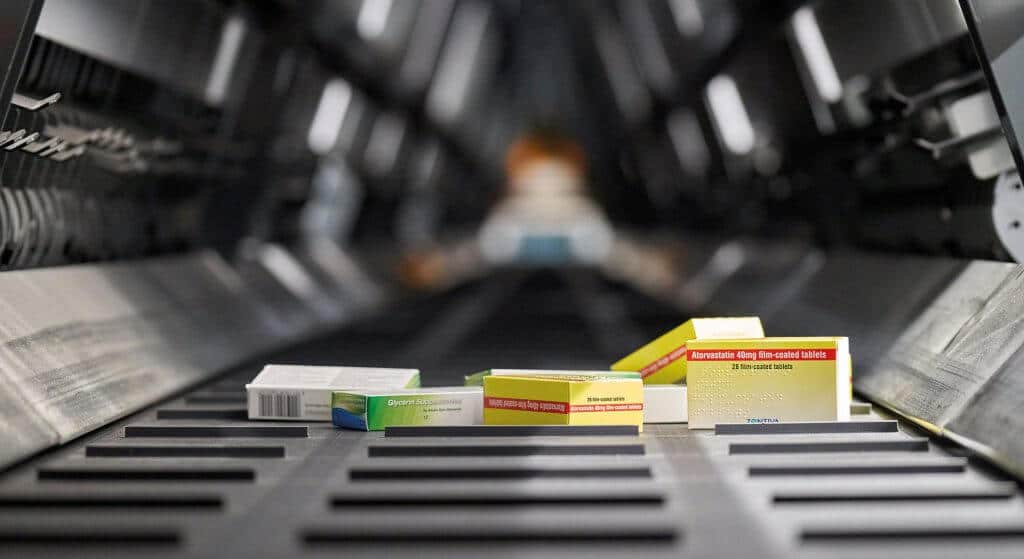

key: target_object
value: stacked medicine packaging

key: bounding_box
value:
[611,317,766,425]
[611,317,851,428]
[245,317,851,431]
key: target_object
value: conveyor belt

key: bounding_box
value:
[1,271,1022,558]
[1,364,1021,558]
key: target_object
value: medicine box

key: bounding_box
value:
[612,317,764,384]
[332,387,482,431]
[483,374,643,430]
[465,368,640,386]
[246,365,420,420]
[685,337,851,429]
[643,384,687,423]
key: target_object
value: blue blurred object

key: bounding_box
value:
[518,234,573,264]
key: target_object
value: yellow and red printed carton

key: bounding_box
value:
[483,375,644,430]
[464,369,640,386]
[612,317,764,384]
[686,337,851,429]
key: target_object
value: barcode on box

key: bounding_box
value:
[258,392,302,418]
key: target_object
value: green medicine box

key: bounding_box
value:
[332,387,483,431]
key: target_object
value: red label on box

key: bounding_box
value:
[686,348,837,361]
[484,397,569,414]
[484,397,643,414]
[639,344,687,378]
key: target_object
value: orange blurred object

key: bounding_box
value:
[504,128,586,185]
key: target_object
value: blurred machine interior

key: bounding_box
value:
[3,0,1024,557]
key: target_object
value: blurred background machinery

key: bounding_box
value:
[3,0,1024,557]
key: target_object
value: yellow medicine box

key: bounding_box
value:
[686,337,851,429]
[483,375,644,430]
[465,369,640,386]
[612,317,764,384]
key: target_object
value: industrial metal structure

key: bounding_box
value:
[2,1,1024,556]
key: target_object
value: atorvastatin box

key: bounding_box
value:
[686,337,851,429]
[612,317,764,384]
[332,387,482,431]
[465,369,640,385]
[246,365,420,421]
[483,374,644,430]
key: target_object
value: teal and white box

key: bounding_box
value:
[246,365,420,421]
[332,387,483,431]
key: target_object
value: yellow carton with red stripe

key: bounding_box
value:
[612,317,764,384]
[686,337,851,429]
[483,374,644,430]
